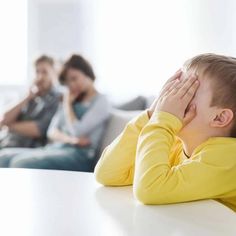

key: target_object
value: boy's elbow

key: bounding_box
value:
[94,148,111,186]
[94,162,122,186]
[133,183,161,205]
[95,173,107,186]
[94,166,110,186]
[134,185,151,204]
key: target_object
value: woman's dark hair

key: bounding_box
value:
[59,54,96,84]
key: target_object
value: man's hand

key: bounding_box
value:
[27,84,40,100]
[147,70,182,118]
[154,73,199,124]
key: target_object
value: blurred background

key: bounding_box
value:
[1,0,236,108]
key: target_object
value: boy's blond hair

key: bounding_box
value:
[184,53,236,137]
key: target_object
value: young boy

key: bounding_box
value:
[94,53,236,212]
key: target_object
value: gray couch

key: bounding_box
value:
[97,95,154,158]
[99,109,142,156]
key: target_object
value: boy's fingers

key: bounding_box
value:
[165,69,182,84]
[160,79,180,97]
[182,80,199,103]
[159,70,182,97]
[177,75,198,98]
[183,104,197,126]
[168,79,184,95]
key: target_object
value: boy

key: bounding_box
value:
[94,53,236,212]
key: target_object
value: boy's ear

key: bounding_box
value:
[210,109,234,128]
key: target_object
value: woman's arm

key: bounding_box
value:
[63,91,78,124]
[94,110,149,186]
[65,94,111,137]
[47,105,90,146]
[48,128,90,146]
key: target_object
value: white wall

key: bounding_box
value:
[0,0,27,112]
[95,0,236,102]
[0,0,27,86]
[28,0,98,81]
[28,0,236,103]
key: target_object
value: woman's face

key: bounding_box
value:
[65,68,92,95]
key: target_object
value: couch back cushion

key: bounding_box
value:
[99,109,142,156]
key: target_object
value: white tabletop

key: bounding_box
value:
[0,169,235,236]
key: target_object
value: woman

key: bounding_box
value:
[0,55,111,172]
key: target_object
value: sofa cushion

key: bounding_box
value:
[99,109,142,156]
[114,96,146,111]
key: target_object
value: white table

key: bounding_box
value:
[0,169,235,236]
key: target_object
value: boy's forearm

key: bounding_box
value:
[94,110,150,186]
[133,110,183,203]
[133,111,234,205]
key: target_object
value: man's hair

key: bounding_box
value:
[183,53,236,137]
[59,54,95,84]
[35,55,54,67]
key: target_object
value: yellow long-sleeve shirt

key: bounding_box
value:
[94,110,236,212]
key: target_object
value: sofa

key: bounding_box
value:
[99,109,142,156]
[97,95,155,160]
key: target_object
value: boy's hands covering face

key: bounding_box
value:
[148,70,182,118]
[148,70,200,126]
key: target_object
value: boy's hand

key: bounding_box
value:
[147,70,182,118]
[154,73,199,123]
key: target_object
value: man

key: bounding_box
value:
[0,55,60,148]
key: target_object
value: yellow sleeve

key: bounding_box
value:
[133,111,236,205]
[94,110,150,186]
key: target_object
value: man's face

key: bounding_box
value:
[177,70,216,140]
[34,62,54,93]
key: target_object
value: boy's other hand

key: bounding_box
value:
[147,69,182,118]
[154,73,199,123]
